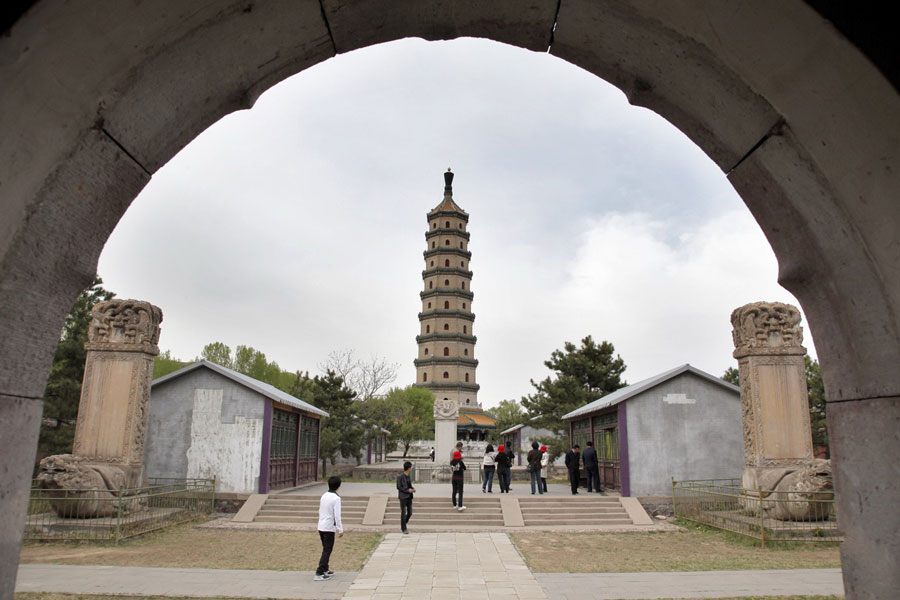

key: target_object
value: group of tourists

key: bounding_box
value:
[564,440,604,495]
[315,439,608,580]
[480,441,549,494]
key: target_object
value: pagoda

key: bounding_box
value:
[415,169,495,442]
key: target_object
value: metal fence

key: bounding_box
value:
[25,478,215,542]
[672,478,841,545]
[412,463,481,484]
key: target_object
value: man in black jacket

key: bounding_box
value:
[564,444,581,495]
[397,461,415,534]
[582,440,602,493]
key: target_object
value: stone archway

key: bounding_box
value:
[1,2,897,598]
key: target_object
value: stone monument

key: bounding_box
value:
[731,301,833,520]
[37,299,163,516]
[433,397,459,466]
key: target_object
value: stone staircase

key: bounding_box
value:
[518,495,632,526]
[383,496,504,527]
[254,494,369,524]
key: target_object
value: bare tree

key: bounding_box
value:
[320,349,400,401]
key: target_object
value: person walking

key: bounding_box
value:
[565,444,581,495]
[450,450,467,511]
[505,445,515,491]
[495,444,511,493]
[539,445,550,493]
[526,441,544,495]
[397,461,416,534]
[315,476,343,581]
[582,440,602,493]
[482,443,497,493]
[429,447,435,462]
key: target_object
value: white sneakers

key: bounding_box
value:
[457,505,467,512]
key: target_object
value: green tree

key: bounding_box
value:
[381,385,435,457]
[153,349,187,379]
[201,341,233,368]
[806,356,828,454]
[291,370,364,475]
[721,367,740,387]
[521,336,626,436]
[486,399,526,442]
[38,277,115,460]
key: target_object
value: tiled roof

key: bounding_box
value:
[152,359,329,417]
[430,197,467,214]
[458,409,497,427]
[561,363,740,421]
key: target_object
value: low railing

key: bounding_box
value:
[25,478,215,542]
[672,478,841,545]
[412,463,481,484]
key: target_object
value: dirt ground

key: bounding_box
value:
[20,522,381,572]
[511,528,840,573]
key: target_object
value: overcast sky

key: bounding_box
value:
[98,38,816,408]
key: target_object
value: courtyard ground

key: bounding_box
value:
[20,519,839,574]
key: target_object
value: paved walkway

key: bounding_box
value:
[16,533,846,599]
[344,532,544,599]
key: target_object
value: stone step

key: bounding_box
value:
[519,506,626,514]
[256,507,366,519]
[254,515,365,523]
[523,517,633,526]
[383,517,505,526]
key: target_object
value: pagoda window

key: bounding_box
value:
[443,371,449,379]
[462,302,466,309]
[465,373,469,382]
[433,223,437,229]
[444,279,450,286]
[424,348,429,355]
[460,242,464,249]
[444,301,450,309]
[461,282,465,289]
[466,398,470,404]
[458,224,462,229]
[426,325,430,333]
[432,241,436,248]
[423,372,428,382]
[443,347,449,356]
[429,281,433,289]
[464,348,469,356]
[427,302,431,308]
[463,325,468,334]
[443,259,448,267]
[445,221,450,228]
[430,260,434,267]
[445,240,450,246]
[461,261,465,268]
[443,323,449,331]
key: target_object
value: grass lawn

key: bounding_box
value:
[20,521,381,572]
[512,523,841,573]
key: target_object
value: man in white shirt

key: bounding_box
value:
[315,476,344,581]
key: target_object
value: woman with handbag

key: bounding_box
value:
[526,442,544,495]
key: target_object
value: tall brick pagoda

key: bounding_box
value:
[415,170,494,444]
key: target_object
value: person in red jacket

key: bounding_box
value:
[450,450,467,511]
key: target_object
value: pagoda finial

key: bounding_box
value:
[444,168,454,195]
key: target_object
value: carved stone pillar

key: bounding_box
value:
[433,397,459,466]
[731,301,813,491]
[70,299,163,487]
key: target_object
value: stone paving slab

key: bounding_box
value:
[534,568,845,599]
[16,563,353,599]
[343,532,547,600]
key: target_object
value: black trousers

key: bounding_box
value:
[586,468,601,492]
[317,530,335,575]
[568,468,580,494]
[498,467,511,492]
[400,496,413,531]
[452,479,464,506]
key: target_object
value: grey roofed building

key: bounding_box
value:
[145,360,327,494]
[562,364,742,497]
[499,417,562,466]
